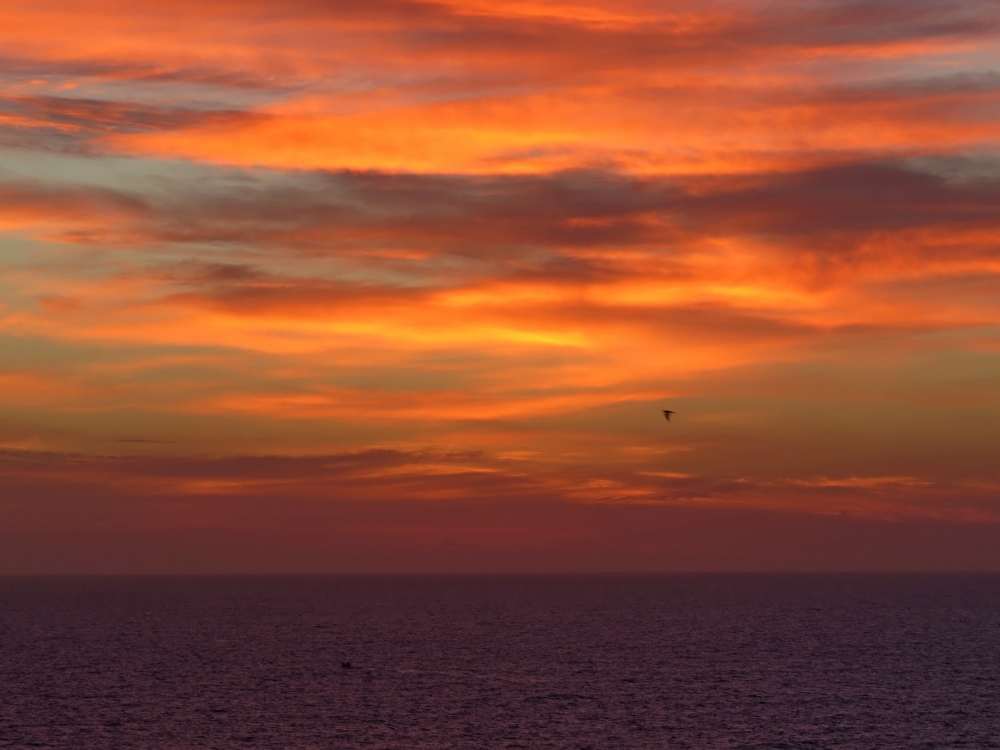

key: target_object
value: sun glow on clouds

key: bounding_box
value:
[1,0,1000,571]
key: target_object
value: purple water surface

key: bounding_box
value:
[1,574,998,749]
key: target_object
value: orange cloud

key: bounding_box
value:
[2,0,1000,571]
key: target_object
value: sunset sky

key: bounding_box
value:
[2,0,999,572]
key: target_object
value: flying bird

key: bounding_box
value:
[662,410,675,421]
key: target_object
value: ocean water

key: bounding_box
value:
[0,574,998,749]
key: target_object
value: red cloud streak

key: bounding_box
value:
[1,0,999,571]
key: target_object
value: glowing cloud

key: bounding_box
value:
[1,0,999,571]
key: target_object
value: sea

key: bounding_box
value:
[1,574,998,749]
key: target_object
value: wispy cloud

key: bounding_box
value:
[1,0,999,570]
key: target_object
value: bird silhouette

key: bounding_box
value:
[662,410,675,421]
